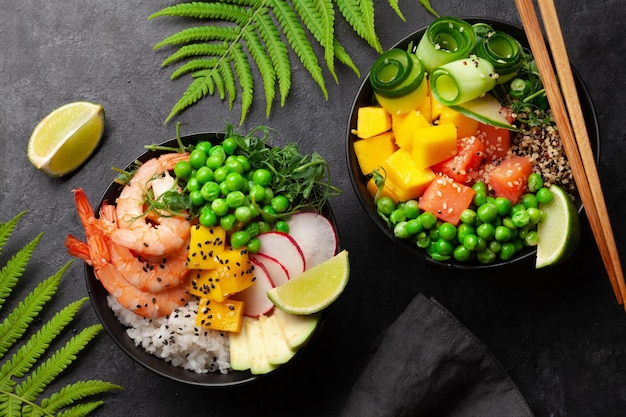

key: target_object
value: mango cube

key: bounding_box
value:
[353,132,397,175]
[190,269,228,302]
[411,123,458,169]
[196,298,244,333]
[372,149,436,202]
[354,106,392,139]
[439,106,479,139]
[430,94,444,121]
[187,225,226,269]
[392,110,431,151]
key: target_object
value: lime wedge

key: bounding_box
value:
[27,101,105,177]
[536,185,580,268]
[267,250,349,315]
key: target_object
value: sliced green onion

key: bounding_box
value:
[415,16,476,72]
[430,56,497,106]
[473,30,524,84]
[370,48,428,114]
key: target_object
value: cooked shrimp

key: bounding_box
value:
[99,202,191,293]
[65,233,189,319]
[113,152,191,257]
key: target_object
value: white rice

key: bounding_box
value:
[107,296,231,374]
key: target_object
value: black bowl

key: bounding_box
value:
[85,133,330,386]
[346,17,600,269]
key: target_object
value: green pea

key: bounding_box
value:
[274,221,289,233]
[236,155,251,172]
[494,197,511,216]
[234,206,253,223]
[475,236,488,252]
[525,230,539,246]
[460,209,477,225]
[213,166,229,183]
[477,223,495,240]
[220,213,236,231]
[499,242,516,260]
[472,181,488,195]
[430,252,451,262]
[222,137,238,155]
[195,140,212,155]
[199,208,217,227]
[200,181,221,202]
[403,200,420,219]
[245,221,261,238]
[527,207,543,225]
[476,249,496,264]
[457,223,475,244]
[495,225,512,242]
[390,208,407,225]
[521,193,539,209]
[252,168,272,187]
[225,158,245,175]
[247,237,261,254]
[189,149,207,169]
[226,190,246,208]
[453,245,473,262]
[219,181,230,196]
[435,239,455,256]
[261,205,277,221]
[536,187,554,204]
[463,234,479,251]
[394,221,411,239]
[249,184,266,203]
[511,203,526,216]
[407,218,423,235]
[258,221,272,234]
[205,154,224,170]
[262,187,275,205]
[512,209,530,227]
[513,238,525,252]
[473,192,488,207]
[195,166,214,184]
[230,230,251,249]
[489,240,501,253]
[211,198,229,217]
[527,172,544,192]
[174,160,192,179]
[209,145,226,161]
[418,211,437,229]
[377,196,396,216]
[186,177,201,192]
[271,195,289,213]
[477,203,498,223]
[189,189,204,206]
[416,232,430,248]
[502,217,516,230]
[225,172,245,191]
[438,222,457,241]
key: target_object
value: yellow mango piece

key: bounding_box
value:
[411,123,458,169]
[392,110,431,151]
[353,106,392,139]
[439,106,479,139]
[187,225,226,269]
[353,132,397,175]
[375,149,436,202]
[196,298,244,333]
[415,92,433,123]
[189,269,228,302]
[430,94,444,121]
[213,248,256,295]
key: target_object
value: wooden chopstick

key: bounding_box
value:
[515,0,626,308]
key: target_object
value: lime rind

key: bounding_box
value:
[536,185,580,268]
[267,250,349,315]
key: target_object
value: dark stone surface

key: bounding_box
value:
[1,0,625,416]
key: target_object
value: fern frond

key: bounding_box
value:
[55,400,104,417]
[0,263,69,360]
[387,0,405,21]
[293,0,337,82]
[333,37,360,77]
[0,233,43,313]
[154,26,240,50]
[166,70,214,123]
[417,0,440,18]
[0,298,88,392]
[241,25,276,118]
[0,211,26,258]
[335,0,382,52]
[171,58,220,79]
[40,380,122,415]
[269,0,328,99]
[219,60,238,109]
[231,43,255,125]
[210,69,227,99]
[0,392,20,417]
[255,7,291,106]
[149,2,252,25]
[161,42,229,67]
[15,324,102,402]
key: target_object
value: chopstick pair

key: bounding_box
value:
[515,0,626,309]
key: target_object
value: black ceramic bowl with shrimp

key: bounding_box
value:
[85,133,334,386]
[346,17,600,269]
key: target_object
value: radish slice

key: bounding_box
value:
[257,232,306,278]
[286,212,338,269]
[250,253,290,286]
[234,259,275,317]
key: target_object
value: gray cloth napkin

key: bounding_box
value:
[340,293,535,417]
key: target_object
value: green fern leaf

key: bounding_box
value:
[149,1,252,25]
[269,0,328,99]
[55,400,104,417]
[255,7,291,106]
[171,57,220,79]
[219,59,238,109]
[333,37,360,77]
[210,70,227,100]
[161,42,230,67]
[165,70,214,123]
[0,263,68,360]
[387,0,405,21]
[231,43,255,124]
[0,212,26,258]
[154,26,240,50]
[0,298,88,391]
[241,25,276,118]
[40,380,121,415]
[417,0,440,18]
[335,0,382,52]
[293,0,337,82]
[0,392,20,417]
[15,324,102,402]
[0,233,43,313]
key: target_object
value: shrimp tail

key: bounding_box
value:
[65,234,92,264]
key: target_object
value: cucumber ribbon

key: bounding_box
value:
[415,16,476,72]
[430,55,497,106]
[472,25,524,84]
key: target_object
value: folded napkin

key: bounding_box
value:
[340,293,534,417]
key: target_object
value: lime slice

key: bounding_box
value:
[27,101,105,177]
[267,250,349,315]
[536,185,580,268]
